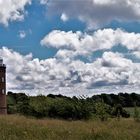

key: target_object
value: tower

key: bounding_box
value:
[0,58,7,114]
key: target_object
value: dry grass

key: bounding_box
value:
[0,115,139,140]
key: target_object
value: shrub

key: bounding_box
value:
[95,101,110,121]
[112,104,130,118]
[134,102,140,122]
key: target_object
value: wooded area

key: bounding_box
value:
[7,92,140,120]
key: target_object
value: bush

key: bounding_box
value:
[111,104,130,118]
[134,102,140,122]
[95,101,110,121]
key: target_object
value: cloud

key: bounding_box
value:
[100,52,132,67]
[61,13,69,22]
[0,0,31,26]
[40,0,48,5]
[19,30,26,39]
[0,47,71,95]
[133,51,140,59]
[45,0,140,28]
[1,45,140,96]
[40,28,140,95]
[41,28,140,59]
[40,30,81,50]
[1,27,140,95]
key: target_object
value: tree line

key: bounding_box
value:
[7,92,140,120]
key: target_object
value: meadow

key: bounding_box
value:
[125,107,140,117]
[0,115,140,140]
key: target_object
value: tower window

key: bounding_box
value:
[2,77,4,82]
[2,89,5,94]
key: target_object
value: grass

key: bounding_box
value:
[125,107,140,117]
[0,115,140,140]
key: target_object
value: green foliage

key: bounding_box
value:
[7,95,17,114]
[111,104,130,118]
[134,102,140,122]
[28,95,50,118]
[91,93,140,107]
[95,100,110,121]
[7,92,132,120]
[7,92,29,114]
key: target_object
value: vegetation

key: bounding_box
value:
[4,92,140,139]
[0,115,140,140]
[7,92,135,120]
[94,100,109,121]
[133,102,140,121]
[125,107,140,117]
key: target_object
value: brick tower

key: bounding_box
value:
[0,58,7,114]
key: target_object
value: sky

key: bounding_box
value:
[1,0,140,96]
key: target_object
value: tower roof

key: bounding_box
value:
[0,58,6,67]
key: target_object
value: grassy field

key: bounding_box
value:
[125,107,140,117]
[0,115,140,140]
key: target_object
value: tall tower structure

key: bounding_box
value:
[0,58,7,114]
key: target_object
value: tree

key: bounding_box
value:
[95,100,109,121]
[134,102,140,122]
[111,104,130,118]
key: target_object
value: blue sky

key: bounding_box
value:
[1,0,140,96]
[0,1,140,59]
[0,1,86,59]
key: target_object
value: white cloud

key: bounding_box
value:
[133,51,140,59]
[45,0,140,28]
[41,30,81,50]
[61,13,69,22]
[40,0,48,5]
[100,52,132,68]
[0,0,31,26]
[0,47,71,95]
[19,30,26,39]
[1,45,140,96]
[1,27,140,95]
[94,0,115,5]
[41,28,140,58]
[39,28,140,95]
